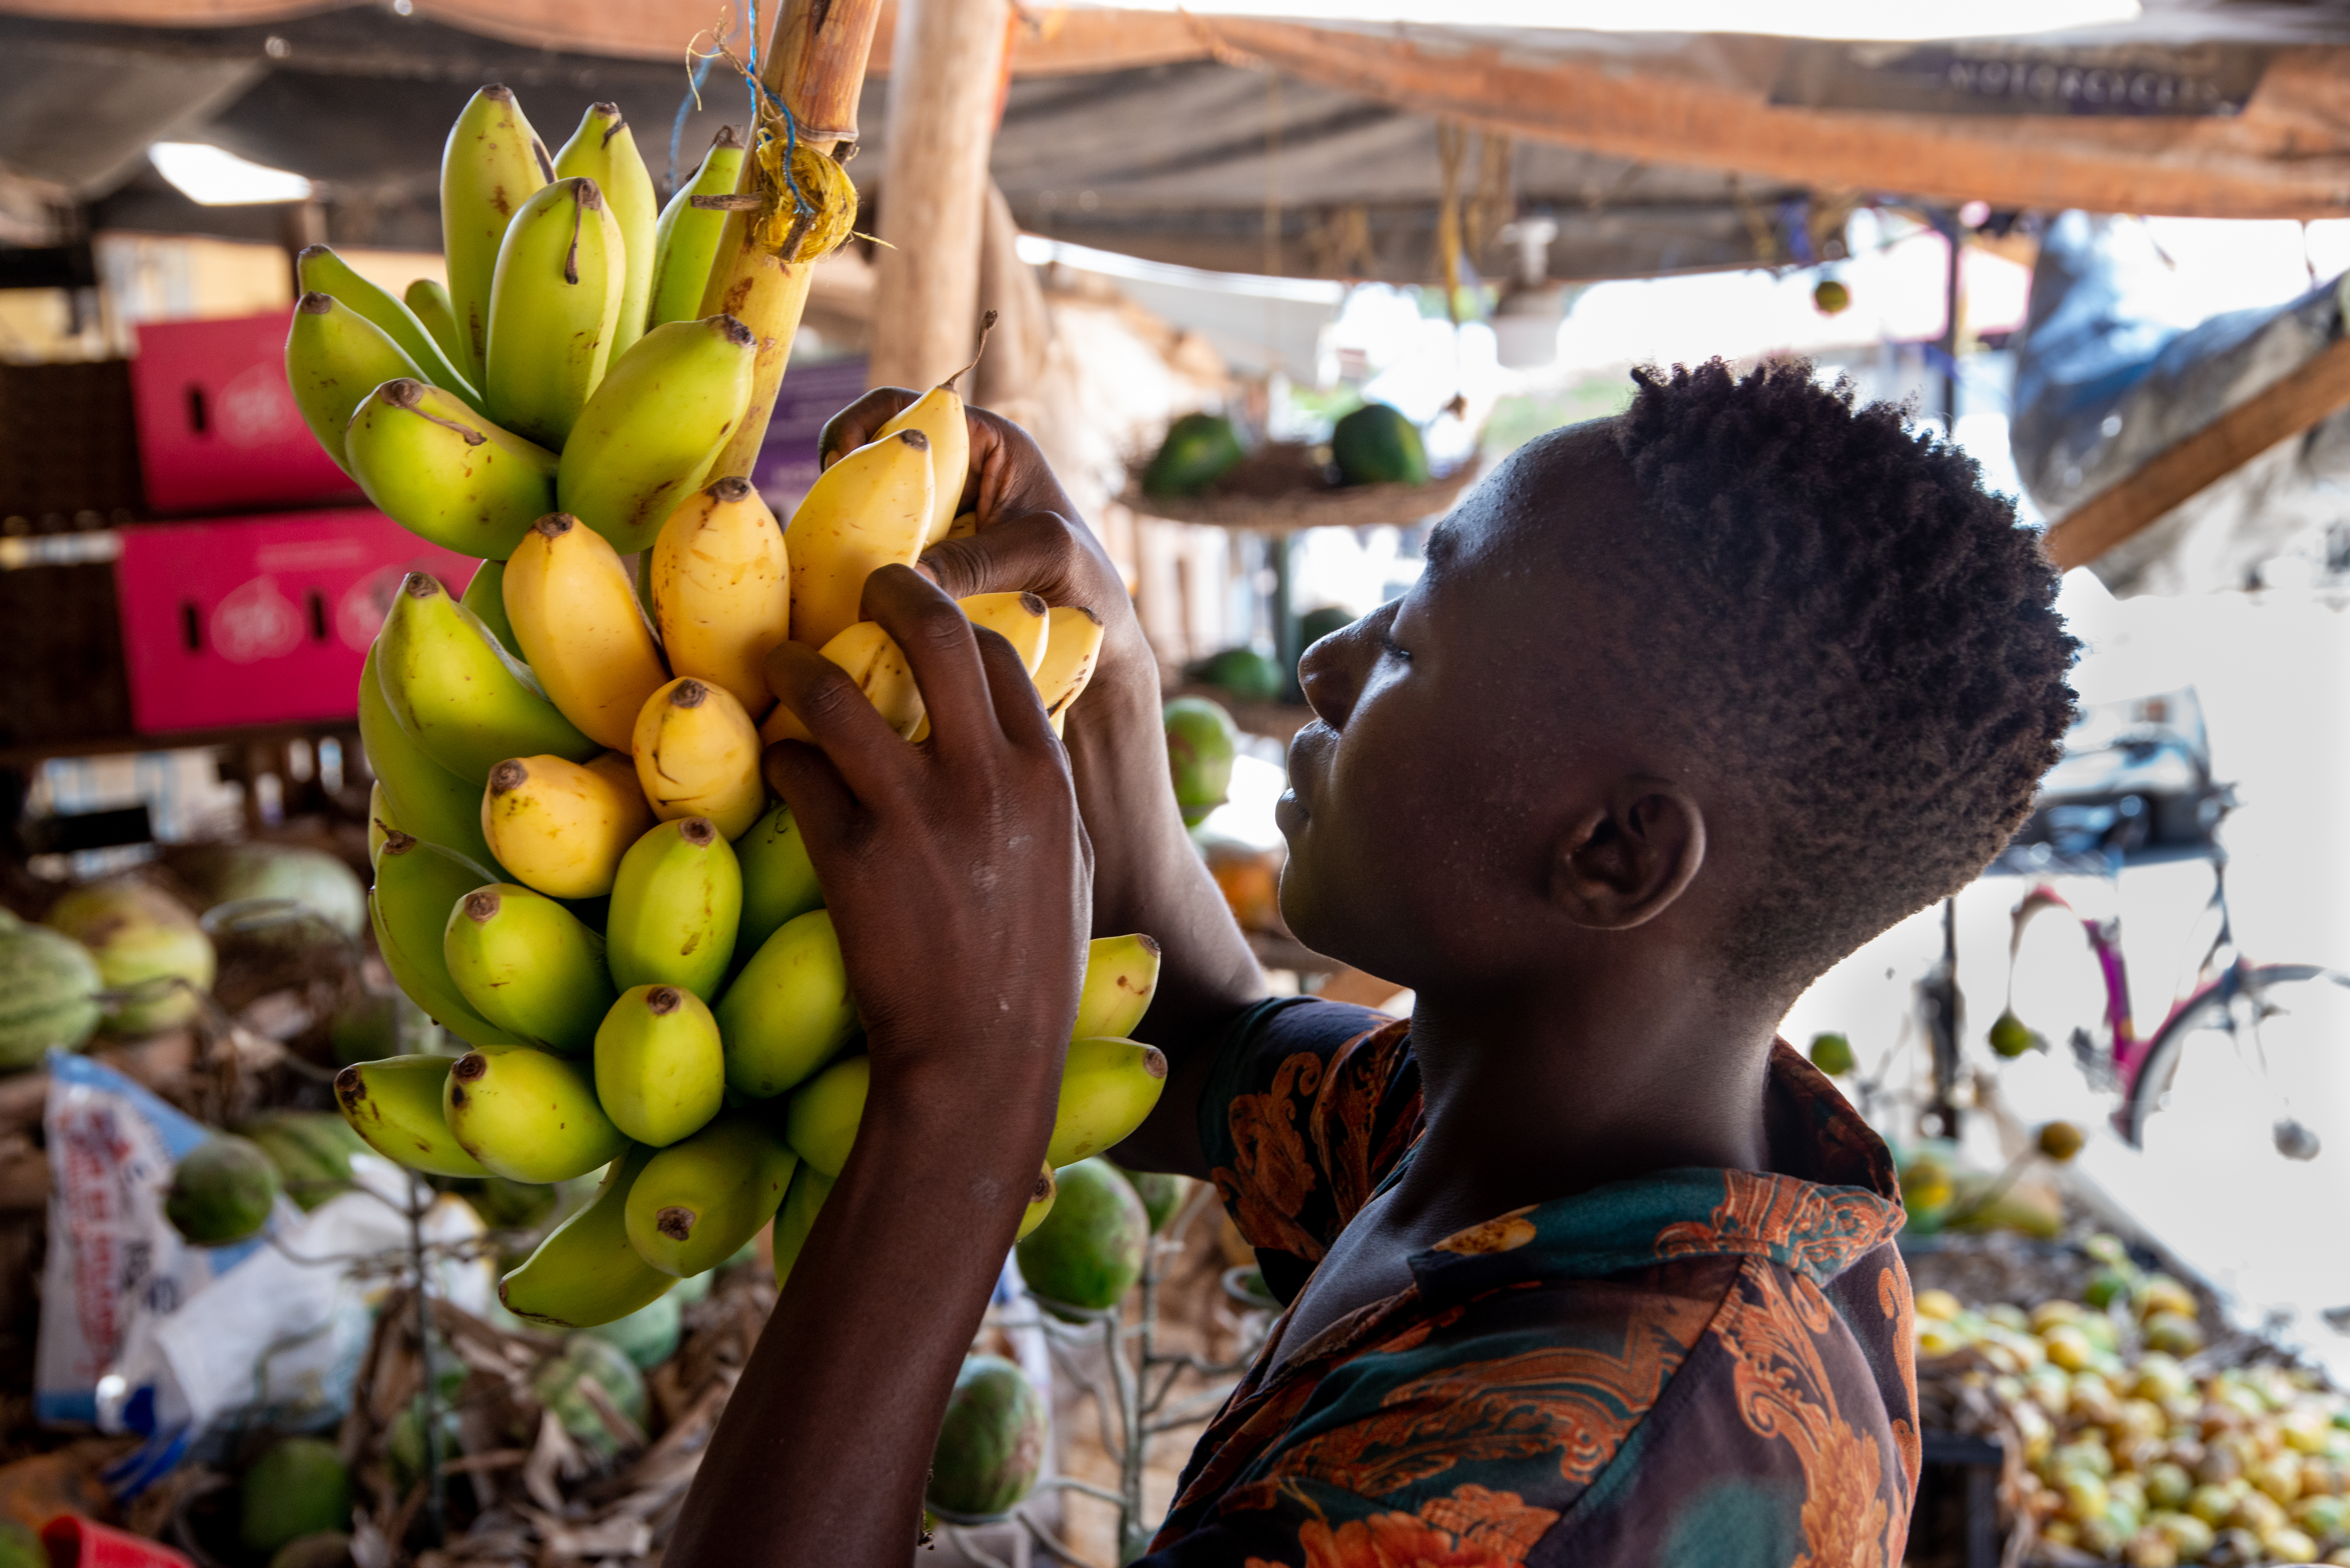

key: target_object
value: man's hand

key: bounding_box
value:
[821,392,1265,1177]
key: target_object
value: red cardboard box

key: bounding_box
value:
[129,310,362,514]
[114,509,472,733]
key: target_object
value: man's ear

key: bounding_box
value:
[1549,777,1706,930]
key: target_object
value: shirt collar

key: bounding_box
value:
[1405,1041,1904,1304]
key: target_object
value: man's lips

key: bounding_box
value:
[1278,721,1332,834]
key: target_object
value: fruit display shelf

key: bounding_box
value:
[1120,465,1474,533]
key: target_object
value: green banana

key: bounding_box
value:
[285,291,423,473]
[405,277,469,374]
[442,85,551,382]
[553,102,658,358]
[605,817,741,1001]
[443,1044,625,1183]
[501,1143,674,1328]
[368,780,397,866]
[334,1055,490,1177]
[345,380,557,561]
[1019,1164,1056,1242]
[735,802,824,962]
[482,176,624,448]
[357,642,499,869]
[648,127,747,330]
[443,884,615,1055]
[295,244,480,407]
[716,909,857,1099]
[782,1054,866,1177]
[1048,1038,1170,1168]
[554,314,756,556]
[1074,935,1162,1042]
[622,1111,794,1276]
[461,558,524,659]
[370,833,512,1046]
[594,984,725,1147]
[375,571,596,783]
[770,1161,832,1292]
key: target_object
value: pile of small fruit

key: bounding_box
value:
[1917,1239,2350,1565]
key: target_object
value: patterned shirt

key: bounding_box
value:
[1139,998,1919,1568]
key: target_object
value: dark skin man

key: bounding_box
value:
[670,365,2072,1564]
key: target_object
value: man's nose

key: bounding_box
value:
[1297,611,1375,731]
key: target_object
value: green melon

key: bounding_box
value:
[0,918,102,1070]
[583,1290,682,1370]
[1331,402,1428,487]
[238,1112,368,1210]
[1141,412,1245,497]
[926,1355,1049,1520]
[240,1437,352,1557]
[1015,1157,1147,1316]
[177,843,367,939]
[43,880,215,1035]
[1115,1165,1191,1232]
[1164,697,1238,828]
[531,1334,648,1463]
[167,1135,282,1246]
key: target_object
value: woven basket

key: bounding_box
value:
[1119,466,1475,532]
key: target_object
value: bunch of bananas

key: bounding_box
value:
[297,87,1141,1328]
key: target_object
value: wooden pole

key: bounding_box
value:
[868,0,1013,391]
[2043,333,2350,572]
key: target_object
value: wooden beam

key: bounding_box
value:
[1198,19,2350,220]
[868,0,1012,391]
[2043,332,2350,571]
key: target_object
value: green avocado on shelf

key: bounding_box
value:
[1188,645,1283,706]
[1141,411,1247,497]
[1331,401,1429,487]
[1298,605,1356,648]
[1165,696,1239,828]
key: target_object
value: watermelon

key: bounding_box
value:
[43,879,214,1035]
[240,1437,352,1557]
[0,918,102,1069]
[1141,412,1245,498]
[1331,402,1428,486]
[239,1112,368,1210]
[1015,1157,1147,1317]
[925,1355,1048,1519]
[531,1335,647,1463]
[166,1135,282,1245]
[1164,697,1238,829]
[177,842,367,939]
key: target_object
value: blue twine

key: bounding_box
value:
[667,48,722,197]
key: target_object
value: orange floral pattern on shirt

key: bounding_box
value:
[1652,1170,1903,1280]
[1241,1484,1562,1568]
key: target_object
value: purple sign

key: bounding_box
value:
[752,356,871,514]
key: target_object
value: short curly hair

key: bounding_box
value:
[1610,358,2077,994]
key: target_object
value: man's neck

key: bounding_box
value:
[1377,963,1782,1243]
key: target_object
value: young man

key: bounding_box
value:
[667,360,2078,1566]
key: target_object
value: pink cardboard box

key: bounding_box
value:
[129,310,362,514]
[114,509,473,733]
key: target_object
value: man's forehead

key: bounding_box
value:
[1428,419,1635,570]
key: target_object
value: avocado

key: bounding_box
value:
[1331,403,1428,487]
[1142,413,1246,497]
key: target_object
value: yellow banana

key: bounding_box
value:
[1074,935,1162,1042]
[595,984,726,1147]
[461,558,523,658]
[443,1043,625,1183]
[622,1111,794,1277]
[404,277,468,374]
[605,816,742,1001]
[441,85,551,382]
[367,781,397,867]
[501,513,670,750]
[647,126,746,330]
[716,908,857,1098]
[782,1053,866,1177]
[480,752,649,900]
[1034,606,1107,737]
[370,831,511,1046]
[874,354,981,546]
[735,802,823,959]
[554,314,757,556]
[443,884,615,1055]
[648,475,788,717]
[760,620,922,746]
[284,291,423,474]
[958,592,1051,674]
[358,641,500,870]
[375,571,596,783]
[1018,1164,1057,1242]
[295,244,479,407]
[1047,1038,1170,1168]
[631,677,765,838]
[334,1055,489,1178]
[345,379,557,561]
[501,1143,674,1328]
[482,176,624,448]
[552,103,657,359]
[784,429,934,650]
[770,1160,832,1292]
